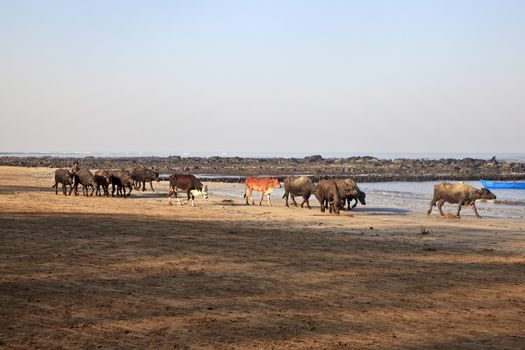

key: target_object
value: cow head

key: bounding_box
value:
[357,191,366,205]
[479,188,496,200]
[272,178,281,189]
[70,161,80,174]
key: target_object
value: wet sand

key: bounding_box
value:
[1,167,525,349]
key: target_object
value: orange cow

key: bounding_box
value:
[244,177,281,207]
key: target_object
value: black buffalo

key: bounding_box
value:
[131,167,160,192]
[52,169,74,196]
[282,176,316,209]
[428,182,496,218]
[109,170,134,198]
[314,179,341,215]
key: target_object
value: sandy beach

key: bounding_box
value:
[1,166,525,349]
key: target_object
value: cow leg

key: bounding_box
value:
[167,188,174,205]
[173,190,182,206]
[320,198,326,213]
[150,181,155,192]
[300,197,306,208]
[246,189,254,205]
[283,191,289,207]
[291,195,298,207]
[427,201,434,215]
[456,202,463,218]
[436,200,445,217]
[55,182,59,195]
[351,198,358,209]
[90,185,94,197]
[267,193,272,207]
[190,193,196,207]
[142,181,146,192]
[245,188,249,205]
[258,191,264,206]
[471,203,481,218]
[427,198,437,215]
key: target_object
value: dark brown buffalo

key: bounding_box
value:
[72,168,95,196]
[168,174,208,206]
[314,179,341,214]
[336,179,366,210]
[282,176,316,209]
[52,169,74,195]
[131,167,160,192]
[427,182,496,218]
[109,170,133,198]
[93,170,110,197]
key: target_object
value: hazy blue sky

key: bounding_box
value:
[1,0,524,154]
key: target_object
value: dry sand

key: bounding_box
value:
[1,166,524,349]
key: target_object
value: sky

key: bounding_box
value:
[0,0,524,155]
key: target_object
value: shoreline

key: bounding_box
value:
[1,155,525,182]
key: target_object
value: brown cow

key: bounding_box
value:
[168,174,208,206]
[427,182,496,218]
[314,179,341,214]
[282,176,316,209]
[244,177,281,207]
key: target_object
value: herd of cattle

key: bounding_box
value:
[52,162,498,218]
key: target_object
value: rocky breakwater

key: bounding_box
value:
[1,155,524,183]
